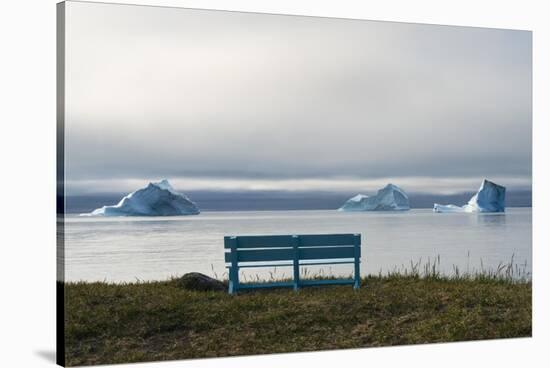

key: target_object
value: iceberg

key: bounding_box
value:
[434,179,506,213]
[85,179,200,216]
[338,194,370,211]
[339,184,410,211]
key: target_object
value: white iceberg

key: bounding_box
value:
[84,179,200,216]
[434,179,505,213]
[339,184,410,211]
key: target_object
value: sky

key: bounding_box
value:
[63,1,532,195]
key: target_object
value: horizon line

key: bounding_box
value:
[64,175,532,196]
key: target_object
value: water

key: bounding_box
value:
[63,208,531,282]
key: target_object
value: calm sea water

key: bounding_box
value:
[63,208,531,282]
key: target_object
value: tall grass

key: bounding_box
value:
[222,254,531,285]
[380,253,530,283]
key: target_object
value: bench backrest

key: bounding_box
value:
[224,234,361,263]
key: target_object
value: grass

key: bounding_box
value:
[63,259,531,366]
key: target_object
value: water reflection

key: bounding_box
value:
[475,213,506,226]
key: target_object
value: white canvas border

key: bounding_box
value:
[0,1,546,367]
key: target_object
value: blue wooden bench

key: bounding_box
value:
[224,233,361,294]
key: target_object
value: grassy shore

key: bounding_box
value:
[64,272,531,366]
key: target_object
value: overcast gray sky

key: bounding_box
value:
[64,1,532,195]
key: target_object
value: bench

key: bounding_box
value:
[224,233,361,294]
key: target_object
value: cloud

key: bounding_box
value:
[63,2,532,193]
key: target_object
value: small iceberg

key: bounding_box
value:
[339,184,410,211]
[434,179,506,213]
[84,179,200,216]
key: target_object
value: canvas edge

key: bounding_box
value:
[56,1,66,367]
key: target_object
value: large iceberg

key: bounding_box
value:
[434,179,505,213]
[339,184,410,211]
[85,179,200,216]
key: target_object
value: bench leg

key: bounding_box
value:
[228,237,239,295]
[292,235,300,291]
[354,249,361,290]
[353,260,360,289]
[293,268,300,292]
[228,265,239,295]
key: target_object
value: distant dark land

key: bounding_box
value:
[64,190,532,214]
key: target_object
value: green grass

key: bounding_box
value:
[64,270,531,366]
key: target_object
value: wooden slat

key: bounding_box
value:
[223,234,360,249]
[300,279,355,286]
[226,260,356,267]
[299,246,357,260]
[224,235,294,249]
[237,279,355,290]
[298,234,359,247]
[238,281,294,290]
[225,248,294,263]
[225,246,358,263]
[226,262,293,268]
[299,260,355,266]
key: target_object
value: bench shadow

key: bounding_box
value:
[35,350,56,363]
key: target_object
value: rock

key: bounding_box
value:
[177,272,226,292]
